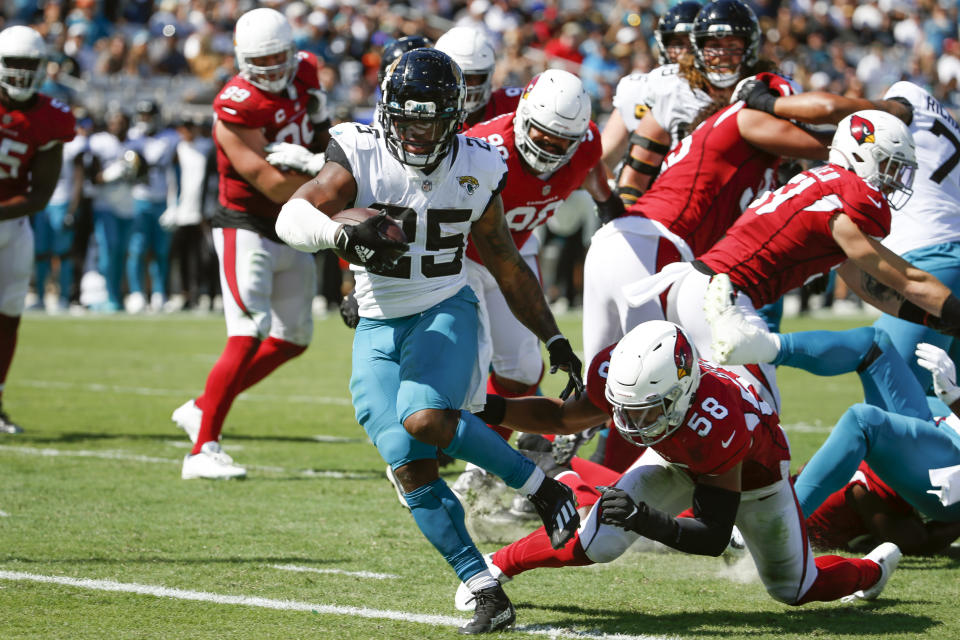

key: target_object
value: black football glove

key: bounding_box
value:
[339,291,360,329]
[597,486,646,533]
[335,211,409,271]
[736,78,779,115]
[595,193,626,224]
[546,336,584,400]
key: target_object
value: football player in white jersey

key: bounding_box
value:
[615,0,775,206]
[275,49,582,635]
[601,1,701,179]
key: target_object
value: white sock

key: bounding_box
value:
[465,569,498,593]
[518,465,545,497]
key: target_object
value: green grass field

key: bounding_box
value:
[1,310,958,639]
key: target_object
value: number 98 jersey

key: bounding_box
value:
[0,94,75,201]
[587,345,790,490]
[326,123,508,319]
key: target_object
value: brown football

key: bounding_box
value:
[331,207,407,266]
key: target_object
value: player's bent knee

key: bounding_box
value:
[393,459,440,493]
[765,584,801,605]
[403,408,459,447]
[581,526,633,564]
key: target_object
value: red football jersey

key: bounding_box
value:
[625,102,778,257]
[213,52,322,225]
[700,163,890,308]
[0,94,75,201]
[463,113,602,263]
[475,87,523,123]
[587,346,790,489]
[805,462,913,550]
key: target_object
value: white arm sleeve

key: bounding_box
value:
[276,198,341,253]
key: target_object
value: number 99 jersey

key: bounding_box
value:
[213,51,321,233]
[0,94,75,201]
[325,123,508,319]
[587,345,790,490]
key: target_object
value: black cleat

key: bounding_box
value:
[528,477,579,549]
[0,409,23,434]
[458,584,515,635]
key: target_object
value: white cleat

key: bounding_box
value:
[385,465,410,510]
[171,399,202,444]
[125,291,147,314]
[703,274,778,365]
[722,525,748,566]
[181,441,246,480]
[455,553,511,612]
[848,542,902,601]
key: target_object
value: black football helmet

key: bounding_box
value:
[377,35,433,85]
[690,0,760,88]
[654,1,701,64]
[379,48,466,169]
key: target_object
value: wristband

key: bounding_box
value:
[941,294,960,325]
[545,334,565,349]
[276,198,341,252]
[474,394,507,425]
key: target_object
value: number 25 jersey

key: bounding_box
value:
[326,123,508,319]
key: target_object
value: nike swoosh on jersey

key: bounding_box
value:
[720,433,736,448]
[867,195,882,208]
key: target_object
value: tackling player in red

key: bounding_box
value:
[172,8,330,478]
[457,321,902,616]
[0,26,75,435]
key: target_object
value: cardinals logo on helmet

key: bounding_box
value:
[673,329,693,380]
[521,75,540,101]
[850,115,876,145]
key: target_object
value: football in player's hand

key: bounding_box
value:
[331,208,408,266]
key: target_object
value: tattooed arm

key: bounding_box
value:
[471,194,562,342]
[832,213,951,316]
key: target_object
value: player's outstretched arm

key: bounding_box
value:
[834,215,960,335]
[472,194,583,398]
[738,81,913,126]
[0,144,63,221]
[476,393,606,435]
[738,109,830,160]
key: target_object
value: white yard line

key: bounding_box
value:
[17,379,353,406]
[0,445,374,479]
[270,564,399,580]
[0,570,676,640]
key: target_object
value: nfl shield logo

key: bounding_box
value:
[422,180,432,192]
[542,185,551,196]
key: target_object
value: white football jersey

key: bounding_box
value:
[612,72,653,134]
[329,122,508,319]
[882,81,960,255]
[49,134,87,206]
[647,64,713,147]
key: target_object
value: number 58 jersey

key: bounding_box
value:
[587,346,791,490]
[326,123,508,319]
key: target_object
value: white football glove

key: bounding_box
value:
[264,142,325,176]
[916,342,960,406]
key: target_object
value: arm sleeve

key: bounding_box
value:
[638,483,741,557]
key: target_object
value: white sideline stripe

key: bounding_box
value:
[0,570,675,640]
[0,445,372,479]
[18,379,353,406]
[270,564,399,580]
[782,422,832,434]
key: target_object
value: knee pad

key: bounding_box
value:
[580,520,633,564]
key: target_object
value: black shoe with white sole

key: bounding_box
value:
[458,584,515,635]
[0,409,23,434]
[528,477,579,550]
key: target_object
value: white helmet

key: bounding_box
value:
[435,27,496,114]
[828,109,917,210]
[605,321,700,447]
[0,26,46,102]
[513,69,590,174]
[234,8,297,94]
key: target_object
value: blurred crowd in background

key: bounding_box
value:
[8,0,960,315]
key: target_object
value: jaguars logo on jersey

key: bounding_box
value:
[458,175,479,196]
